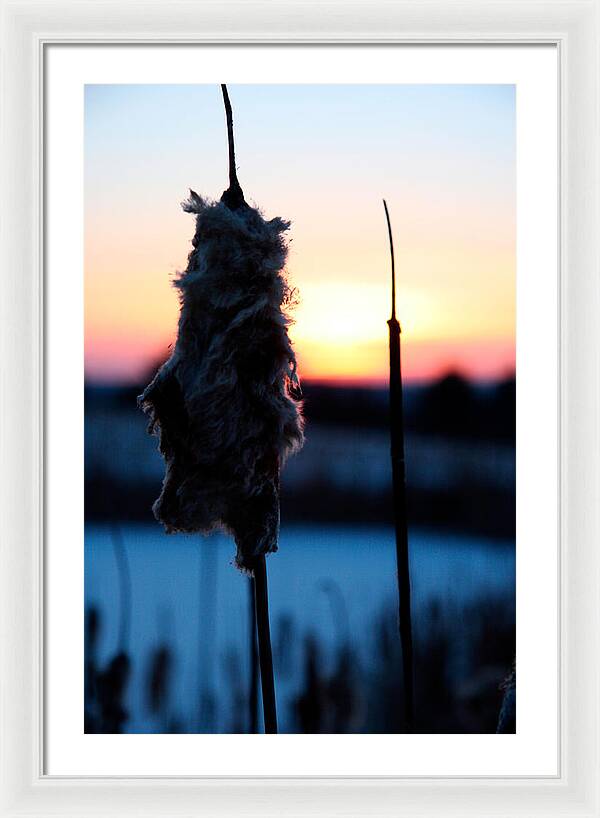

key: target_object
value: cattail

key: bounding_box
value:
[139,85,303,732]
[248,578,259,733]
[383,199,415,732]
[110,523,131,653]
[496,662,516,733]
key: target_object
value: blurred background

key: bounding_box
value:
[84,84,515,734]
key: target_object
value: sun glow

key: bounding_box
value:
[292,281,440,344]
[85,84,515,385]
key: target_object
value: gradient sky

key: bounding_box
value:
[85,84,515,385]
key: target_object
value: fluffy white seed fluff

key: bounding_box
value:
[139,191,304,571]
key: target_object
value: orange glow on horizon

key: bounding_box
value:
[85,86,515,386]
[85,255,515,385]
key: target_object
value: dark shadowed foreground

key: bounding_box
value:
[85,524,514,734]
[84,375,515,734]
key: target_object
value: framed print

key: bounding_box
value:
[1,1,599,816]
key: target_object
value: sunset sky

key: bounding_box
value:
[85,84,515,385]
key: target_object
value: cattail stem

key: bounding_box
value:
[248,577,259,733]
[383,199,415,732]
[220,84,245,209]
[220,83,275,733]
[252,555,278,733]
[110,523,132,653]
[198,537,218,732]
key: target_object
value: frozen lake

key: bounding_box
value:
[85,523,515,733]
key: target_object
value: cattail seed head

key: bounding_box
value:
[139,193,304,571]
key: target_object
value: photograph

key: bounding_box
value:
[84,82,516,735]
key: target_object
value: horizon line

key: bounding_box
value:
[85,369,516,391]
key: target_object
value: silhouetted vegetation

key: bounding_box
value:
[86,372,515,440]
[84,606,130,733]
[267,374,515,441]
[84,590,514,734]
[85,374,516,539]
[84,372,515,735]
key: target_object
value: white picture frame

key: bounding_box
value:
[0,0,598,815]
